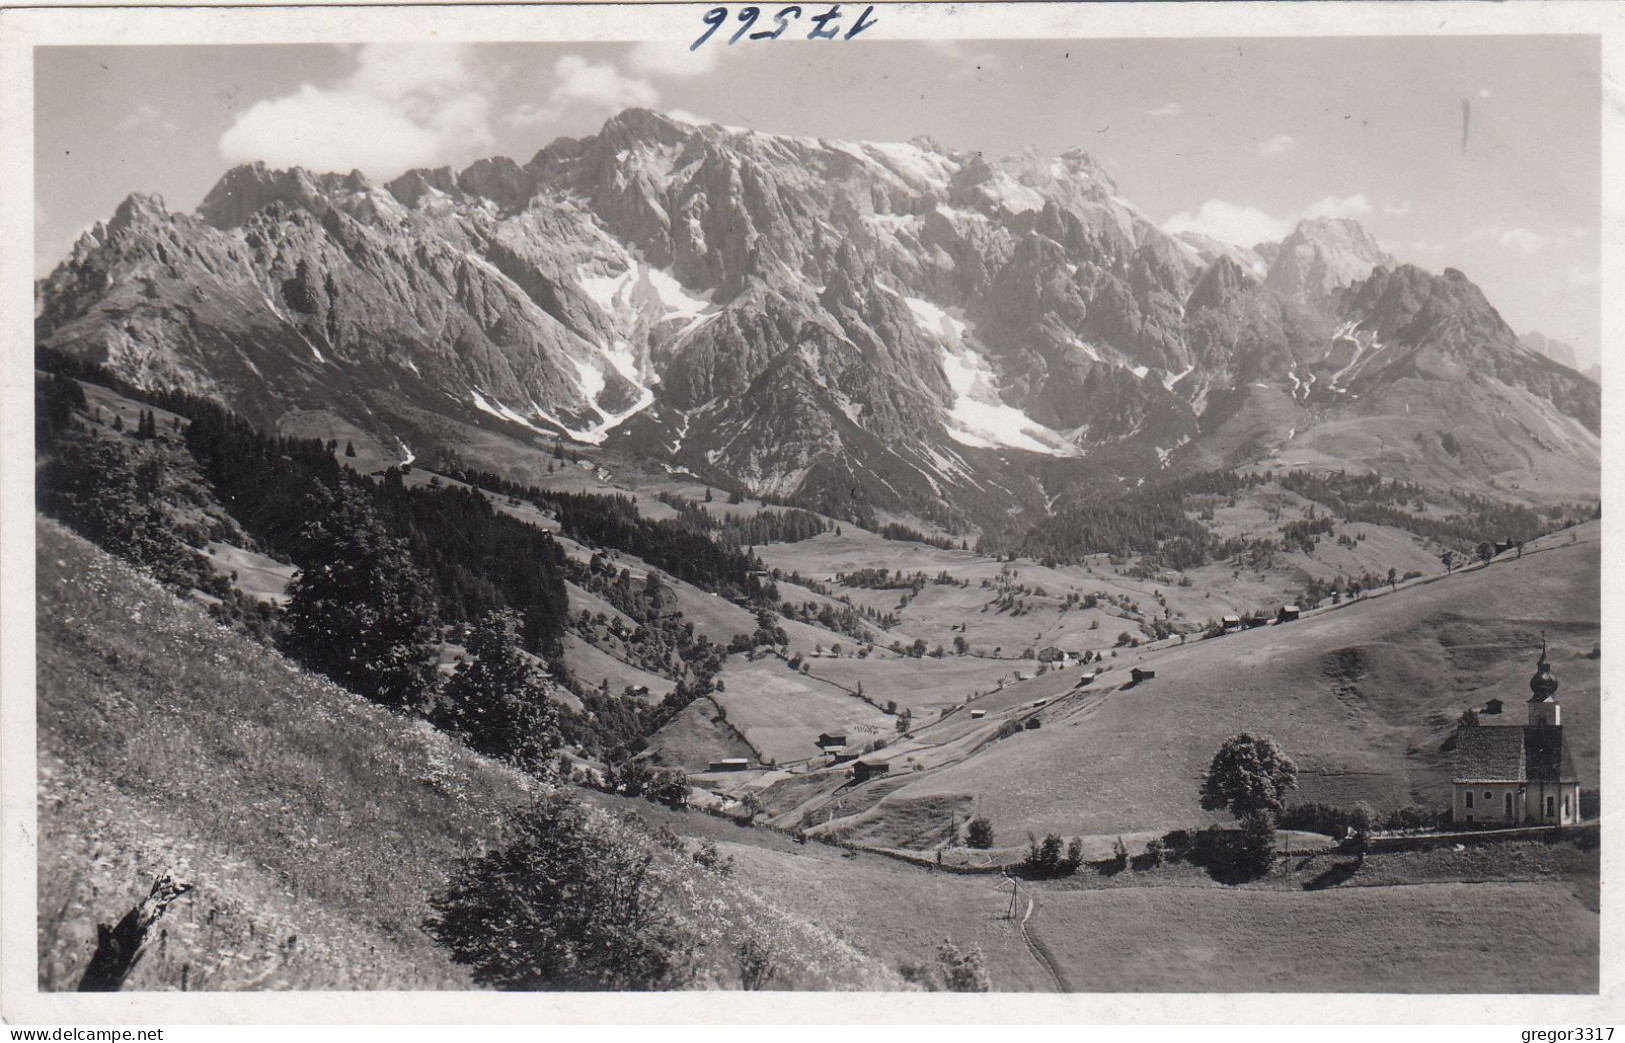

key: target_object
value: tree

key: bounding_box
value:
[1347,801,1376,861]
[434,609,561,773]
[1199,733,1299,830]
[1387,567,1398,591]
[281,486,440,712]
[425,793,696,990]
[1476,541,1495,564]
[645,770,692,810]
[953,635,969,656]
[966,816,994,849]
[1440,550,1456,573]
[344,440,356,458]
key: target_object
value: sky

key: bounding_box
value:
[34,35,1602,366]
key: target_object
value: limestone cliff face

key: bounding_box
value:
[37,108,1599,527]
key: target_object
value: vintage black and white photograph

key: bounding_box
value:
[3,1,1612,1016]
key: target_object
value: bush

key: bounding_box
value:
[901,940,990,992]
[425,793,697,990]
[966,816,995,850]
[1144,837,1166,867]
[692,838,733,875]
[1024,718,1041,730]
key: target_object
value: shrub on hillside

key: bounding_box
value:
[966,816,995,850]
[426,793,698,990]
[899,940,991,992]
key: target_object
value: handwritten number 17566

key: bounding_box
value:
[691,4,878,50]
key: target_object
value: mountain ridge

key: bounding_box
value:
[36,108,1599,532]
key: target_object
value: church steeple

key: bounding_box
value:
[1528,634,1561,727]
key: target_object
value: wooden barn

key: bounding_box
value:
[852,760,890,782]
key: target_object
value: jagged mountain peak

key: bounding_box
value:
[1186,254,1259,312]
[1264,213,1393,302]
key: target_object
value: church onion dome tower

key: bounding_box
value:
[1528,636,1561,727]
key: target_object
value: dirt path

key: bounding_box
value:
[1015,890,1072,993]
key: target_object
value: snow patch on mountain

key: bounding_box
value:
[904,294,1072,456]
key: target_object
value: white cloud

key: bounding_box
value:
[1302,194,1372,220]
[1383,199,1415,217]
[1566,264,1600,287]
[118,101,178,135]
[219,44,495,177]
[923,39,999,80]
[627,40,719,78]
[1464,224,1588,255]
[505,55,658,128]
[1147,101,1182,118]
[1257,134,1297,159]
[663,108,712,126]
[1162,200,1294,246]
[1163,193,1404,247]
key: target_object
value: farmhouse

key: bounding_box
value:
[1452,641,1581,826]
[708,758,752,772]
[1130,667,1155,684]
[1221,615,1242,632]
[1277,605,1301,623]
[816,732,848,750]
[852,760,890,782]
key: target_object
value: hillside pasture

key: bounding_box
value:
[559,633,675,700]
[808,654,1048,716]
[811,526,1599,841]
[201,541,296,605]
[713,656,894,765]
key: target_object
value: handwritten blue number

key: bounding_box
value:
[729,7,761,45]
[807,4,842,40]
[752,5,801,39]
[692,6,728,50]
[844,4,877,39]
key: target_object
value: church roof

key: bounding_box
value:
[1454,724,1578,785]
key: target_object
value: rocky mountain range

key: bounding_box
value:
[35,108,1600,532]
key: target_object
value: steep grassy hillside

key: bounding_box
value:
[798,523,1599,841]
[35,518,897,991]
[37,519,534,990]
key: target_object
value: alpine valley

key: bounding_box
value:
[31,107,1603,995]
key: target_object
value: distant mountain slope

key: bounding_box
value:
[36,108,1600,531]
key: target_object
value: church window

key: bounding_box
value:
[1465,791,1474,809]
